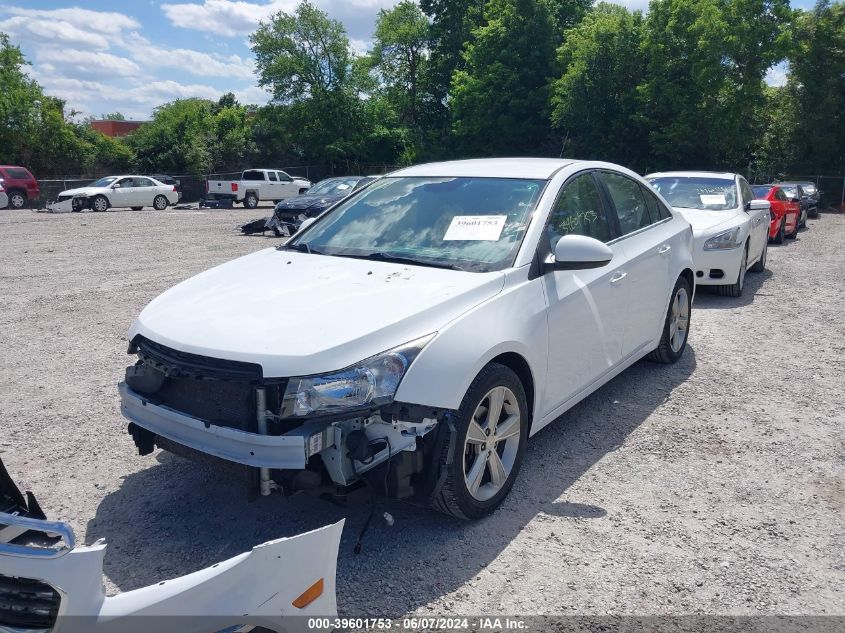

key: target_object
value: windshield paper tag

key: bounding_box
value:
[444,215,507,241]
[700,194,726,205]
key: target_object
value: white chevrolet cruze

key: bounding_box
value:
[121,159,695,519]
[645,172,770,297]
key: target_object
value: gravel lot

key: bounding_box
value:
[1,206,843,618]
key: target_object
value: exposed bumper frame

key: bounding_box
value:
[118,382,331,469]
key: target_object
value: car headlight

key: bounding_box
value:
[703,227,742,250]
[281,334,435,417]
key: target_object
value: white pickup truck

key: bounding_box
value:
[205,169,312,208]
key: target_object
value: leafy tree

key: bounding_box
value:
[546,0,593,33]
[369,1,430,126]
[551,3,647,167]
[451,0,556,156]
[788,0,845,173]
[100,112,126,121]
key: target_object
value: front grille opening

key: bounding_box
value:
[0,575,61,631]
[134,335,263,383]
[709,269,725,279]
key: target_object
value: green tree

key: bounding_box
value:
[788,0,845,173]
[639,0,791,171]
[551,3,647,166]
[369,1,430,126]
[451,0,556,156]
[546,0,593,33]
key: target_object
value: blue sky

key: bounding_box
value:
[2,0,816,120]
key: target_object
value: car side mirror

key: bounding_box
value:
[746,200,769,212]
[548,234,613,271]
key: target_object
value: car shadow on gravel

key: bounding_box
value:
[692,269,773,309]
[87,346,696,614]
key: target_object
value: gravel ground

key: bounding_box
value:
[1,206,843,618]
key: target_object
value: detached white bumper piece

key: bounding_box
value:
[0,512,344,633]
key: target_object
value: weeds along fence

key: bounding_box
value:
[30,163,403,208]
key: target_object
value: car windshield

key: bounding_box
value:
[307,178,362,196]
[752,185,772,198]
[287,176,545,272]
[801,184,817,194]
[91,176,118,187]
[647,177,738,211]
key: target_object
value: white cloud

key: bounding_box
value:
[604,0,651,11]
[2,15,109,50]
[36,48,140,79]
[0,6,141,34]
[160,0,395,39]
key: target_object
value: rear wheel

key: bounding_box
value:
[647,276,691,364]
[430,364,528,520]
[153,195,168,210]
[8,191,26,209]
[244,192,258,209]
[716,243,747,297]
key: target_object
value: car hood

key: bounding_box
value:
[670,207,743,234]
[59,187,104,197]
[130,249,505,377]
[275,194,340,212]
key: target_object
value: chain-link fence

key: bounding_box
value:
[28,163,403,208]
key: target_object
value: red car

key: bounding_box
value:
[0,165,40,209]
[752,184,800,243]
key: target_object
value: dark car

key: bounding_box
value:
[777,183,811,229]
[241,175,375,237]
[0,165,40,209]
[149,174,182,202]
[778,181,819,218]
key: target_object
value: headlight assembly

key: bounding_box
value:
[281,334,435,417]
[703,227,742,250]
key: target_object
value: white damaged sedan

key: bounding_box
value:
[47,176,179,212]
[121,159,695,519]
[646,171,770,297]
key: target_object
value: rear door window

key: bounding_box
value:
[268,171,278,182]
[242,170,264,181]
[641,184,672,221]
[4,168,31,179]
[599,172,654,235]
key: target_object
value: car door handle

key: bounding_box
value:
[610,272,627,285]
[658,245,671,255]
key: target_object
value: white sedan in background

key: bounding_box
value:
[121,158,695,520]
[48,176,179,212]
[646,171,770,297]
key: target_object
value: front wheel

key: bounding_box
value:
[750,240,767,273]
[8,191,26,209]
[716,244,747,297]
[91,195,109,212]
[153,195,168,210]
[647,276,691,364]
[430,364,528,520]
[773,218,785,244]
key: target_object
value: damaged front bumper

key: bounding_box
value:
[0,510,344,633]
[46,196,89,213]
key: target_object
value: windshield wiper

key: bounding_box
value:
[344,252,465,271]
[280,242,324,255]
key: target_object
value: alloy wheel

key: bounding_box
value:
[669,286,690,353]
[463,386,521,501]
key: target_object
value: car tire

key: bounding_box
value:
[131,206,143,211]
[8,191,26,209]
[91,195,109,212]
[647,276,691,364]
[799,210,807,229]
[751,239,767,273]
[153,195,168,210]
[773,218,785,244]
[809,206,819,219]
[716,243,747,297]
[430,363,528,520]
[244,193,258,209]
[787,218,799,239]
[298,188,308,195]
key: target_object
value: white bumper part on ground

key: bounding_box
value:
[0,513,344,633]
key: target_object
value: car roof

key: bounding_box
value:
[646,171,737,180]
[777,181,811,186]
[391,158,579,179]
